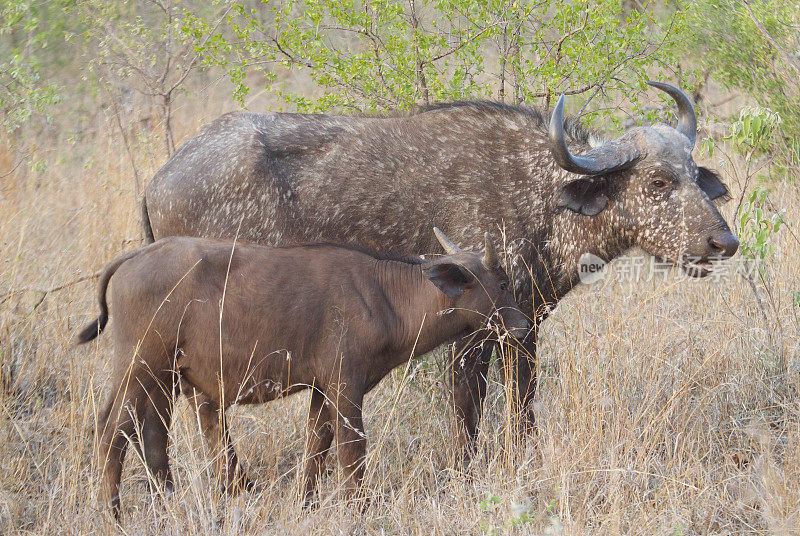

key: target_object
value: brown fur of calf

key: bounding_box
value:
[78,233,528,520]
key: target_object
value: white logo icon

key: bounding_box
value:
[578,253,607,284]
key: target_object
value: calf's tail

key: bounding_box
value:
[141,195,155,244]
[76,243,159,344]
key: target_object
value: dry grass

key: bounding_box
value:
[1,78,799,535]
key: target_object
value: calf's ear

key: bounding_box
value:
[697,167,731,203]
[557,177,609,216]
[423,262,474,299]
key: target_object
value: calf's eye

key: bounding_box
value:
[652,179,668,188]
[499,282,508,290]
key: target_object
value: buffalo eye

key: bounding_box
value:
[652,178,668,189]
[499,281,508,291]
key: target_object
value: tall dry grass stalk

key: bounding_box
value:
[1,79,798,535]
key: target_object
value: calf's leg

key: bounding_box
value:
[97,380,148,521]
[190,392,251,493]
[328,385,366,500]
[140,383,175,495]
[301,387,334,506]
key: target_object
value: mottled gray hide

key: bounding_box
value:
[143,85,738,445]
[145,96,736,318]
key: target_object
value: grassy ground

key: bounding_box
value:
[1,77,799,535]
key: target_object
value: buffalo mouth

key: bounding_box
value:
[659,255,717,278]
[680,258,714,278]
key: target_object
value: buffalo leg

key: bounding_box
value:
[191,392,251,493]
[450,338,495,459]
[328,385,366,500]
[97,381,148,521]
[501,331,538,441]
[301,387,334,506]
[140,384,175,496]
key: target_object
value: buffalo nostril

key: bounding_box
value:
[708,233,739,258]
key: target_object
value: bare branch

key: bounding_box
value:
[427,22,501,63]
[0,153,27,179]
[271,38,315,69]
[0,269,104,310]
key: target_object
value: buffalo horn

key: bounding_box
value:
[646,81,697,149]
[548,94,642,176]
[482,232,498,269]
[433,227,461,255]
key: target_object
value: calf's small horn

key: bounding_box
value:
[433,227,461,255]
[483,232,498,269]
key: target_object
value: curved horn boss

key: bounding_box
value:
[548,96,643,175]
[548,81,699,174]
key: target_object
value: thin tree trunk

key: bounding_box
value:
[107,87,141,197]
[512,11,522,104]
[499,11,508,102]
[409,0,429,106]
[162,92,175,157]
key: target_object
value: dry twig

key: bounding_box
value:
[0,269,104,310]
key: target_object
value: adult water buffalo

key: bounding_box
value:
[142,81,738,451]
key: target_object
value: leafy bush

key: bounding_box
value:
[187,0,686,120]
[0,0,65,132]
[685,0,800,168]
[737,185,785,265]
[725,106,782,160]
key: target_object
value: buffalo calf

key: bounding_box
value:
[78,228,528,520]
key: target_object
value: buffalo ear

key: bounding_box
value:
[423,262,474,299]
[697,167,731,203]
[557,177,609,216]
